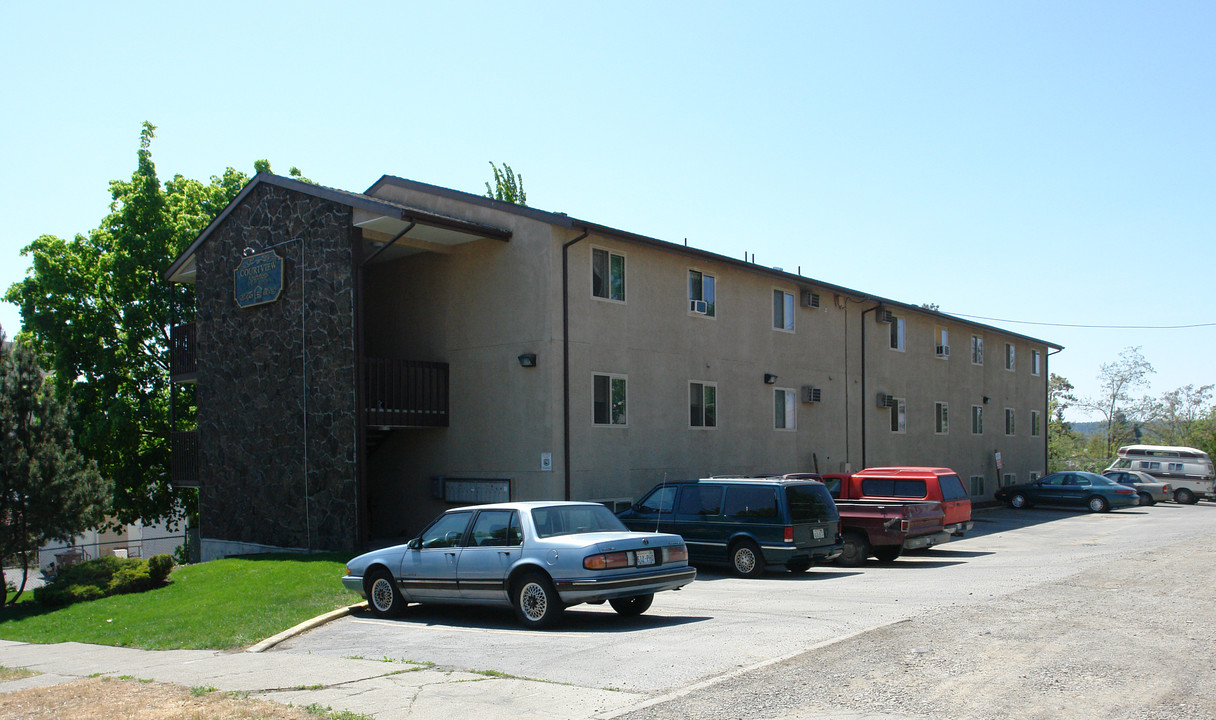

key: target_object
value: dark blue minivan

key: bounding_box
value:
[617,478,842,577]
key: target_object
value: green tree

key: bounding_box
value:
[484,162,527,205]
[1077,346,1154,457]
[0,332,111,605]
[1142,384,1215,448]
[1048,373,1085,463]
[4,122,256,528]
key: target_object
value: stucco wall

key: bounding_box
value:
[194,183,359,556]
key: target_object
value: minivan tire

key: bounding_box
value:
[729,540,765,578]
[1175,488,1197,504]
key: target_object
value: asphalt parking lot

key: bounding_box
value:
[276,501,1216,698]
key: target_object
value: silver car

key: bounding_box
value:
[342,501,696,628]
[1103,470,1173,505]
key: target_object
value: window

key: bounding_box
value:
[636,485,677,514]
[935,327,949,358]
[1140,461,1161,470]
[689,270,716,317]
[1029,471,1041,482]
[969,475,985,496]
[860,479,928,498]
[773,290,794,331]
[1002,473,1016,487]
[591,248,625,302]
[420,511,472,549]
[972,405,983,435]
[1005,343,1015,371]
[890,397,906,433]
[469,510,522,547]
[1031,349,1041,376]
[774,388,797,430]
[971,335,984,365]
[1005,408,1016,436]
[677,485,723,516]
[1169,462,1184,472]
[1031,410,1041,437]
[690,382,717,428]
[889,316,905,350]
[723,486,778,518]
[935,402,949,434]
[592,373,627,425]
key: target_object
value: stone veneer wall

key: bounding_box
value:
[194,183,359,555]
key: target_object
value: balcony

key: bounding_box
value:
[366,358,449,428]
[170,323,197,383]
[171,430,199,488]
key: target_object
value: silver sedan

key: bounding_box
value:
[342,501,696,628]
[1103,470,1173,505]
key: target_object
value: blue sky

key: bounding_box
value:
[2,2,1212,420]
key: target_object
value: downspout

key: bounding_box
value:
[561,229,591,501]
[859,303,880,469]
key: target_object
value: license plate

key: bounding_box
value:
[813,528,825,539]
[636,549,655,566]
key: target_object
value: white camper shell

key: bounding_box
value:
[1106,445,1215,504]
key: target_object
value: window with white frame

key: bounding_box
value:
[1005,408,1016,435]
[1005,343,1015,371]
[1032,349,1041,376]
[935,402,948,434]
[1003,472,1016,486]
[890,397,906,433]
[690,382,717,428]
[970,475,984,496]
[1029,471,1041,482]
[774,388,797,430]
[591,248,625,302]
[1031,410,1041,437]
[935,327,949,358]
[972,405,983,434]
[688,269,716,317]
[971,335,984,365]
[592,373,627,425]
[889,316,905,351]
[773,290,794,332]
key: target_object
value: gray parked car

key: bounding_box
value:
[342,501,696,628]
[1103,470,1173,505]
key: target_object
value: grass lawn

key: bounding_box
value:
[0,553,361,650]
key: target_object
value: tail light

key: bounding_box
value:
[900,519,910,533]
[784,526,794,543]
[583,551,630,570]
[1163,485,1172,492]
[664,545,688,563]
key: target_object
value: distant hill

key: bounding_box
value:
[1069,421,1104,437]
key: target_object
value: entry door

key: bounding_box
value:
[458,510,523,600]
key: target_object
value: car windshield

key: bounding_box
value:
[531,504,629,538]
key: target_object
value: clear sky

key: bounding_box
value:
[2,2,1212,421]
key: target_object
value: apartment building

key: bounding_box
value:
[165,173,1059,559]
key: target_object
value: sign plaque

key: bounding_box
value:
[234,251,284,308]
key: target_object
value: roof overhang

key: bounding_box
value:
[164,173,512,283]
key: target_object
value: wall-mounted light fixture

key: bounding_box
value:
[763,373,778,385]
[518,353,537,368]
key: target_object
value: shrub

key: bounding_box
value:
[35,554,175,607]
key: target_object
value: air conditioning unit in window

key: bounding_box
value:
[802,385,821,403]
[936,345,951,357]
[877,309,895,324]
[876,392,896,408]
[800,290,820,309]
[690,300,708,314]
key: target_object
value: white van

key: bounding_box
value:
[1106,445,1215,504]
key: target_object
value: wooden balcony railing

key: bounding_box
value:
[169,323,197,382]
[171,430,199,488]
[366,358,449,428]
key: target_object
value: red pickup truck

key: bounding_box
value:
[783,473,949,566]
[822,467,974,537]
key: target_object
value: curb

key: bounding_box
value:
[245,601,367,653]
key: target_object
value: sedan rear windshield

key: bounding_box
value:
[531,505,629,538]
[786,484,838,523]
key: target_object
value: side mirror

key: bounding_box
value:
[406,538,421,550]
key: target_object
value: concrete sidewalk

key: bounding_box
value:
[0,638,644,720]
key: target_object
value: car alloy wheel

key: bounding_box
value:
[512,571,563,629]
[1088,496,1109,513]
[366,569,405,619]
[730,540,765,578]
[1010,493,1028,509]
